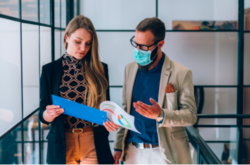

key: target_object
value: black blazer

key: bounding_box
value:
[39,56,114,164]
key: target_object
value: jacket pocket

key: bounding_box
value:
[171,130,188,139]
[166,90,178,110]
[46,131,57,143]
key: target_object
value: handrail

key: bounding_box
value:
[197,114,250,118]
[186,126,222,164]
[1,109,245,164]
[0,108,40,141]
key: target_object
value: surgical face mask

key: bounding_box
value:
[133,45,158,66]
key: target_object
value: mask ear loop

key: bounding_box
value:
[149,43,159,63]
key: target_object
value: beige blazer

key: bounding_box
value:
[114,53,197,164]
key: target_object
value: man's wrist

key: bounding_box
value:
[156,110,164,122]
[114,149,122,152]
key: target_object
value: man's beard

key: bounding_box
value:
[138,48,158,70]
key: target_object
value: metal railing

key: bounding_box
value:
[1,108,240,164]
[186,126,222,164]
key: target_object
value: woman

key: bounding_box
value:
[39,15,119,164]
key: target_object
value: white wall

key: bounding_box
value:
[159,0,238,29]
[80,0,156,30]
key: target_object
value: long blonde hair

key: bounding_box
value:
[64,15,108,108]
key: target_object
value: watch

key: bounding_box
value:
[156,110,164,122]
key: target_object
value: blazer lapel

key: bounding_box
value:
[126,64,138,114]
[52,57,63,96]
[158,54,171,108]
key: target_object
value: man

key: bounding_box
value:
[113,17,197,164]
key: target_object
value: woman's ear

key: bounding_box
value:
[65,34,69,43]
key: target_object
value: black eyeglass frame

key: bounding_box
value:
[130,36,161,51]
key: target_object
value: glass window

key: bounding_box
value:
[244,34,250,85]
[0,18,22,137]
[108,130,118,142]
[243,128,250,139]
[22,23,39,118]
[108,88,122,142]
[198,128,238,141]
[41,142,48,164]
[54,0,60,27]
[159,0,238,30]
[109,142,114,154]
[22,0,38,22]
[61,0,66,28]
[246,0,250,9]
[22,113,40,164]
[40,26,51,71]
[0,0,19,18]
[61,30,66,55]
[110,88,123,107]
[244,0,250,9]
[243,88,250,125]
[0,126,22,164]
[24,143,39,164]
[40,0,50,24]
[208,143,238,164]
[74,0,78,17]
[55,30,61,60]
[242,141,250,164]
[189,143,197,164]
[198,119,237,125]
[106,87,122,142]
[41,123,50,141]
[199,88,237,115]
[80,0,156,30]
[245,0,250,31]
[23,112,39,142]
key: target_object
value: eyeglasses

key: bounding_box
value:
[130,36,160,51]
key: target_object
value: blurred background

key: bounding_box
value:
[0,0,250,164]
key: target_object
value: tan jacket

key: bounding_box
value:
[114,54,197,164]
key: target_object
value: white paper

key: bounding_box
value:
[100,101,140,134]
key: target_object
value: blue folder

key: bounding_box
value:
[52,95,107,126]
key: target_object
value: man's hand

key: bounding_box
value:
[103,121,120,132]
[113,151,122,164]
[133,98,162,120]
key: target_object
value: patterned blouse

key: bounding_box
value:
[59,53,92,129]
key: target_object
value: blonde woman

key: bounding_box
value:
[39,15,119,164]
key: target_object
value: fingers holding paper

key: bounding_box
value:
[103,121,120,132]
[133,98,162,120]
[45,105,64,119]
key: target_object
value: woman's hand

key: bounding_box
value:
[103,121,119,132]
[43,105,64,122]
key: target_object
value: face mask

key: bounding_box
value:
[133,45,158,66]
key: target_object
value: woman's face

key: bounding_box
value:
[65,28,92,59]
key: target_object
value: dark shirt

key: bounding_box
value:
[126,54,165,145]
[59,53,92,129]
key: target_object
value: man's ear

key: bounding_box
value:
[158,40,165,49]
